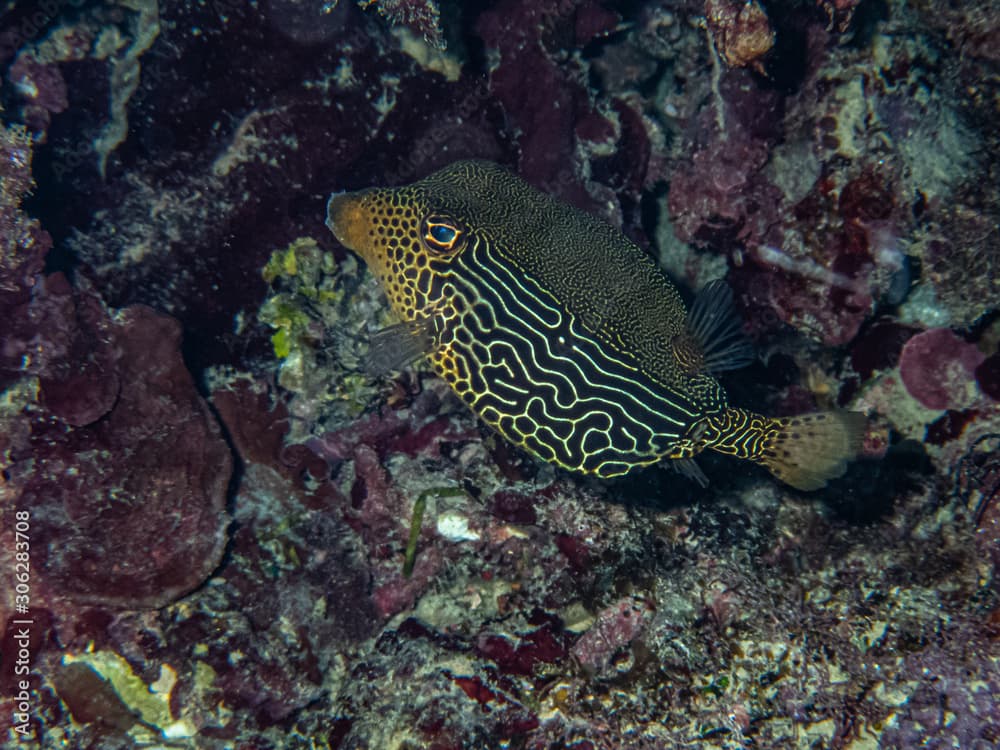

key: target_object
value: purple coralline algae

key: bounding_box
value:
[570,596,654,674]
[8,295,232,609]
[1,0,999,748]
[899,328,986,411]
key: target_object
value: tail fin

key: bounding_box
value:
[758,411,867,491]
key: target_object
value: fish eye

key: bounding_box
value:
[423,216,464,252]
[431,224,456,243]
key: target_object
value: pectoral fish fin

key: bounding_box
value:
[363,319,435,377]
[685,280,755,373]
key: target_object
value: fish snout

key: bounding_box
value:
[326,190,373,259]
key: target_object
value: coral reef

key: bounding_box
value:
[1,0,998,748]
[704,0,774,73]
[359,0,445,50]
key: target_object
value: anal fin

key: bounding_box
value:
[672,457,709,488]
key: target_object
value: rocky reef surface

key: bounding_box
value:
[0,1,998,748]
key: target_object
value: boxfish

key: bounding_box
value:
[326,160,865,490]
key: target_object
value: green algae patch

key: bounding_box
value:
[262,239,303,283]
[261,237,340,296]
[260,297,313,359]
[260,237,344,361]
[257,235,390,442]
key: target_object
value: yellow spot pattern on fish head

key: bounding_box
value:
[326,185,469,324]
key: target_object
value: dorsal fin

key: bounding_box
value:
[685,280,755,374]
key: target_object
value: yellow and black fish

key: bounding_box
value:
[326,160,864,490]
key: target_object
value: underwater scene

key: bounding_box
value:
[0,0,998,748]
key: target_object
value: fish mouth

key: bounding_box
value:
[326,190,373,259]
